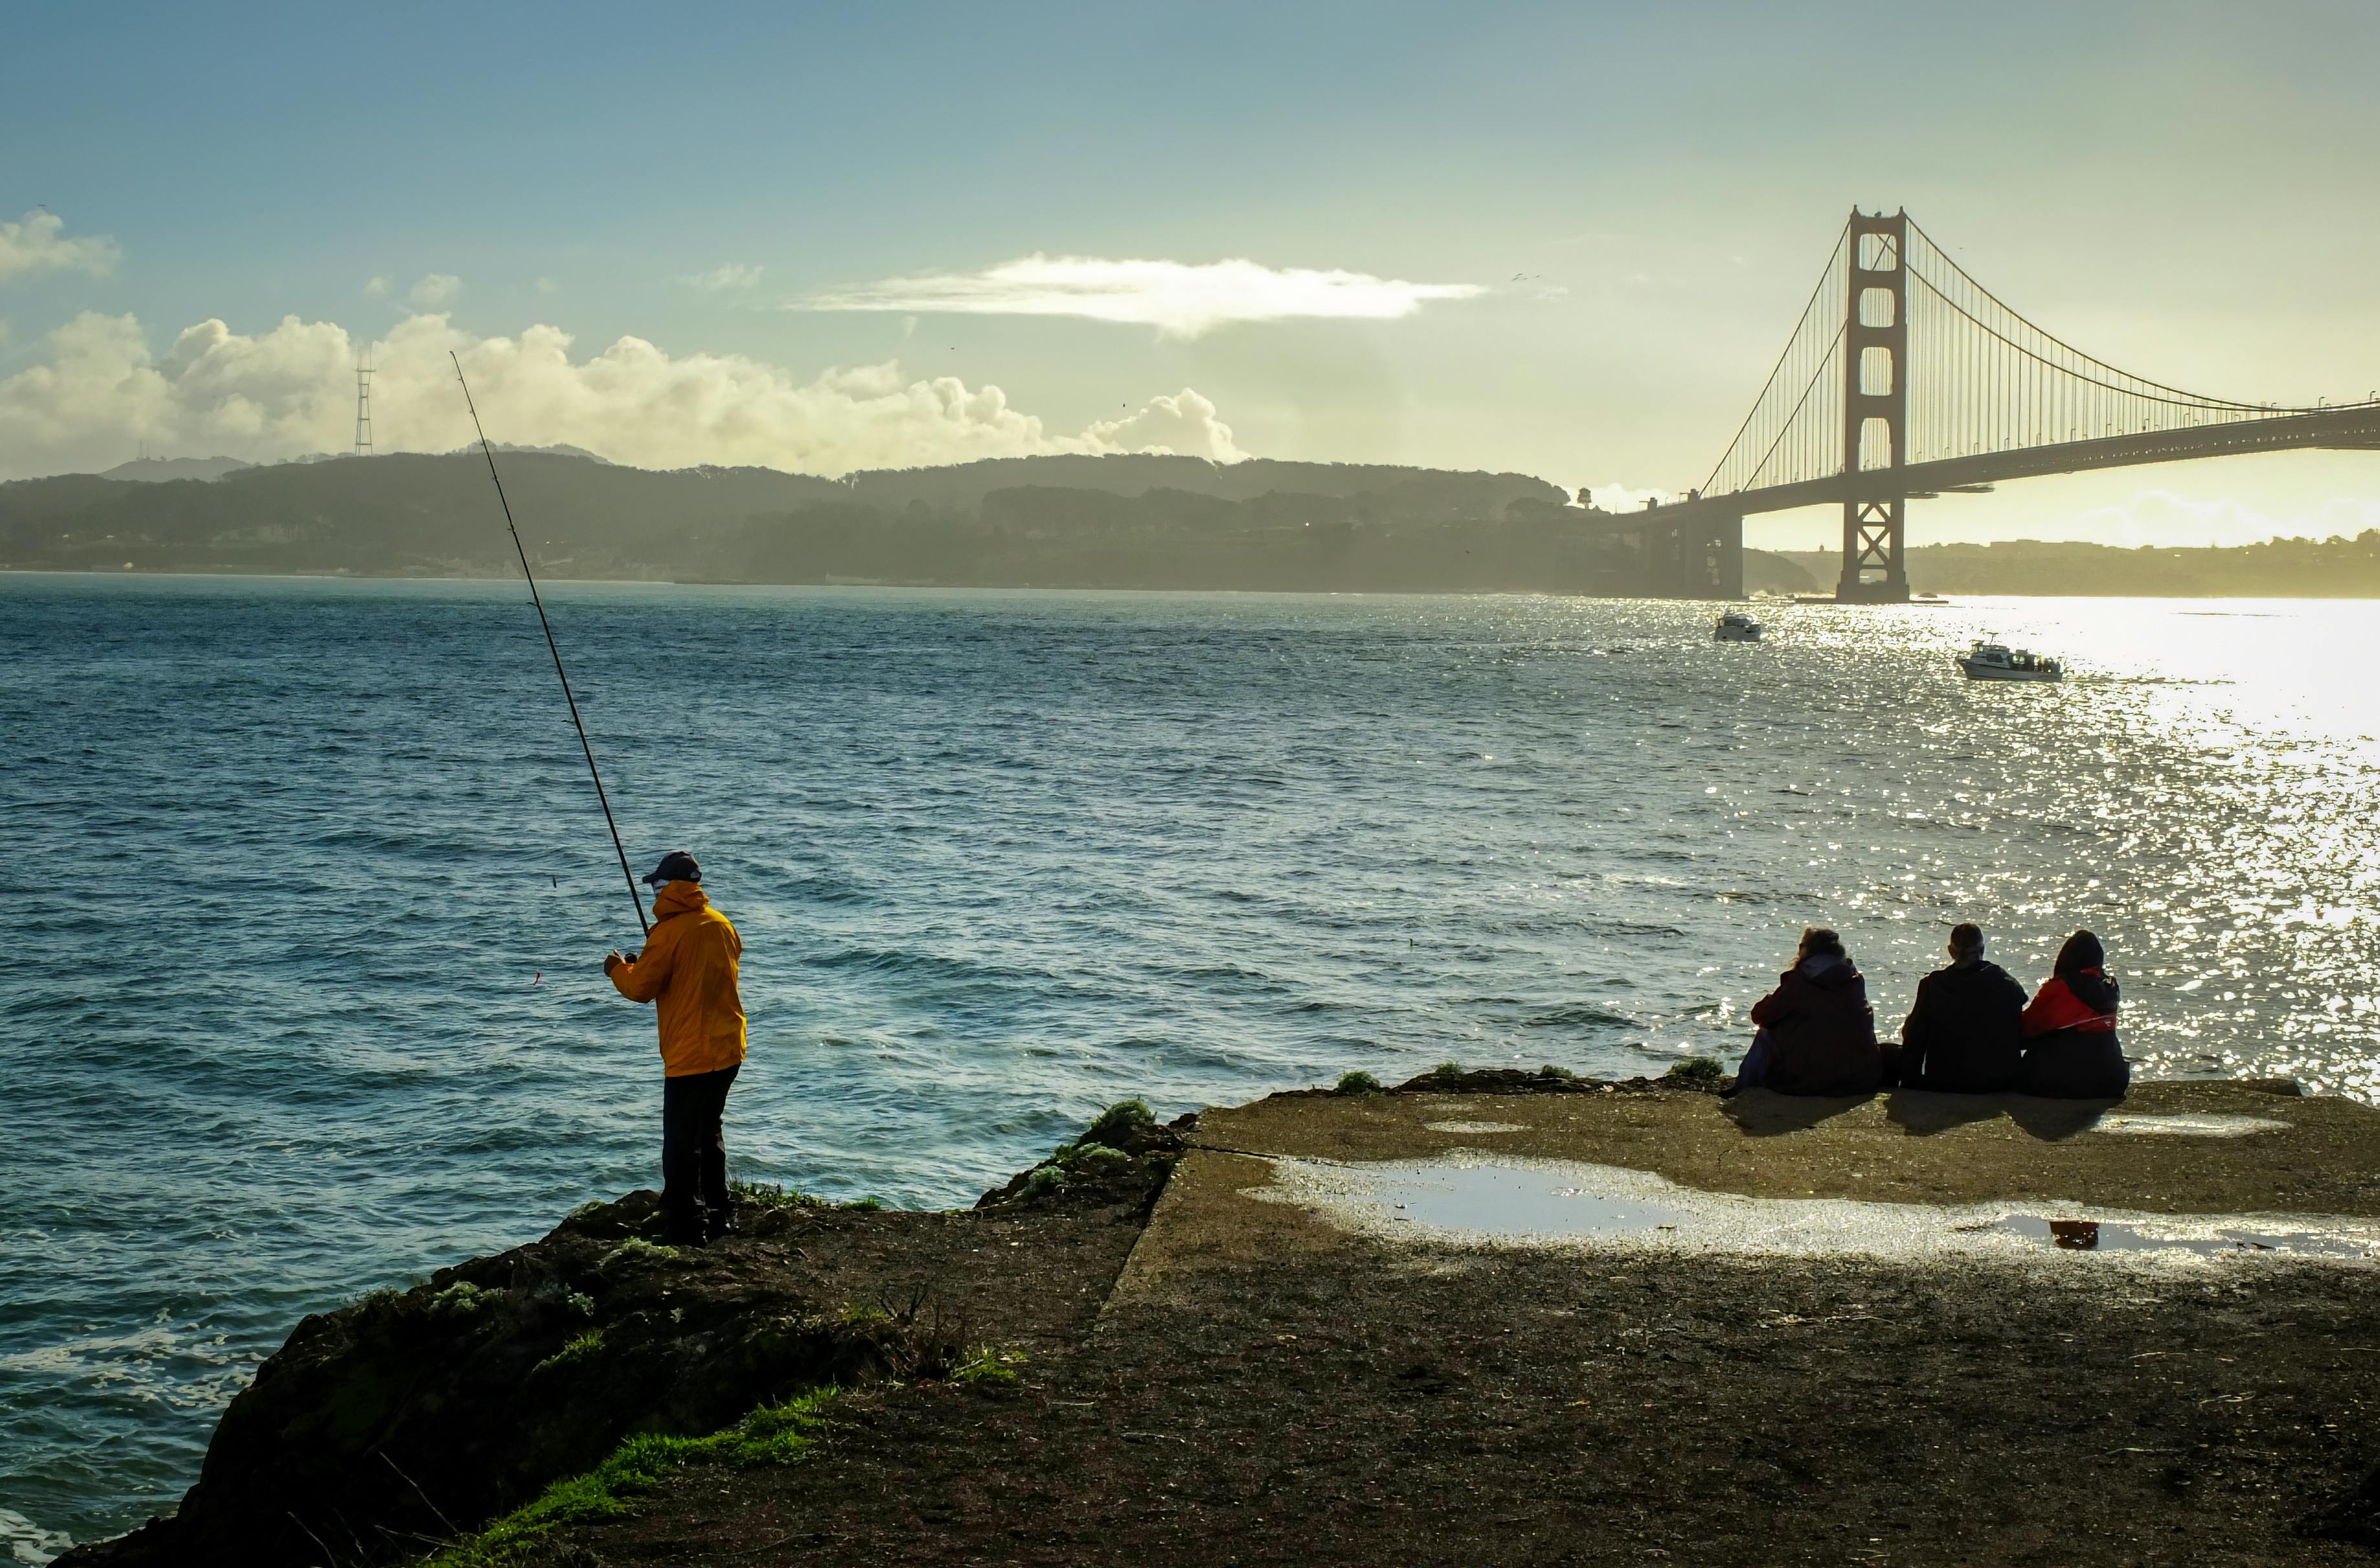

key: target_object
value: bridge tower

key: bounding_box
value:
[1837,209,1909,602]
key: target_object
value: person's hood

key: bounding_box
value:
[2055,929,2106,981]
[1796,953,1861,988]
[651,880,711,919]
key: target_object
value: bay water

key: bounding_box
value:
[4,574,2377,1553]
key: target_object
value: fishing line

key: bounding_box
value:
[453,352,650,939]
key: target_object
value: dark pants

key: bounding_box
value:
[661,1065,739,1241]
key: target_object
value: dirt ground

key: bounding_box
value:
[519,1081,2380,1566]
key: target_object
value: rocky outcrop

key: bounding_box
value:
[60,1192,953,1568]
[972,1099,1190,1211]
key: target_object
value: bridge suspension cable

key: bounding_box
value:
[1694,213,2375,500]
[1698,226,1849,497]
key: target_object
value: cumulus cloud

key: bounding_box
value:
[0,210,120,284]
[364,274,392,298]
[407,273,460,309]
[0,309,1250,479]
[679,262,763,292]
[803,254,1484,339]
[1086,387,1243,462]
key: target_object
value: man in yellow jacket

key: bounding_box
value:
[604,850,748,1245]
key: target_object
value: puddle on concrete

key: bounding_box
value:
[1423,1120,1526,1135]
[2086,1113,2287,1137]
[1987,1215,2374,1259]
[1256,1154,2380,1267]
[1390,1162,1684,1234]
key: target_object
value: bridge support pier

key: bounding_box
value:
[1836,208,1911,604]
[1835,494,1909,602]
[1637,513,1742,599]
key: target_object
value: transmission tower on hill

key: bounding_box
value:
[354,357,374,456]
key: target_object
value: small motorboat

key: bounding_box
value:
[1958,640,2063,681]
[1714,611,1764,642]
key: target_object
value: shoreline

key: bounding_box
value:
[23,565,2380,603]
[55,1069,2380,1566]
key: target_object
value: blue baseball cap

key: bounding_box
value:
[643,850,701,887]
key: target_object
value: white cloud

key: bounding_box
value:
[0,210,120,284]
[803,254,1484,339]
[0,310,1251,479]
[1086,387,1244,463]
[536,276,559,295]
[679,262,763,292]
[407,273,460,309]
[363,275,391,298]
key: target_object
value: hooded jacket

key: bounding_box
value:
[1749,953,1882,1096]
[2018,930,2128,1099]
[608,880,748,1077]
[1899,958,2027,1093]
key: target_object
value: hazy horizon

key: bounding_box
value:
[5,1,2376,550]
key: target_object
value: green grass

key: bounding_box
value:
[733,1181,887,1213]
[532,1329,605,1377]
[952,1346,1027,1389]
[1334,1070,1384,1095]
[598,1238,679,1270]
[1081,1098,1154,1149]
[731,1180,835,1210]
[1661,1056,1728,1088]
[430,1282,492,1317]
[1430,1061,1466,1079]
[419,1389,836,1567]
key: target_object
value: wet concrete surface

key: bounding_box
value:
[1182,1078,2380,1222]
[1248,1153,2380,1265]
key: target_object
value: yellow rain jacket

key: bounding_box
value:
[608,880,747,1077]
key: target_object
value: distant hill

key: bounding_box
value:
[1779,535,2380,597]
[3,450,1782,596]
[100,456,254,483]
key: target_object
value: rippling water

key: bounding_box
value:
[5,573,2377,1548]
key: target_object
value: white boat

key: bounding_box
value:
[1714,611,1764,642]
[1958,640,2063,681]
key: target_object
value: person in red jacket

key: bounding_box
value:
[2018,929,2129,1099]
[1738,927,1883,1096]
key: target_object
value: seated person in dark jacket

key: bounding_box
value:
[1898,922,2027,1093]
[2018,929,2130,1099]
[1738,927,1882,1096]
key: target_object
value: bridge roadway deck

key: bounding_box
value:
[1585,404,2380,534]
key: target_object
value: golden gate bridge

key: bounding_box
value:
[1590,209,2380,600]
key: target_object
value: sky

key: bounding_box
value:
[4,0,2377,547]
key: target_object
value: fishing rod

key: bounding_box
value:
[452,351,650,939]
